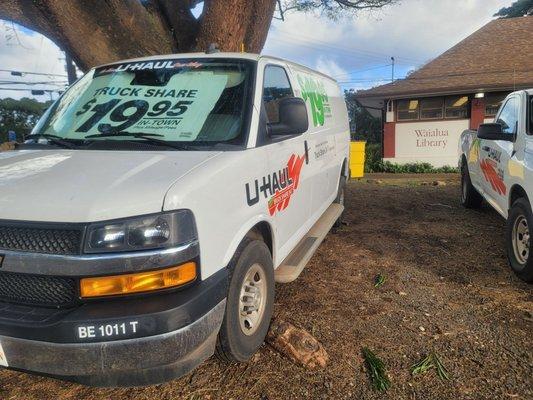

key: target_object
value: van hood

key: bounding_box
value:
[0,149,220,223]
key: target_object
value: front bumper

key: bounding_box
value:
[0,240,229,387]
[0,299,226,387]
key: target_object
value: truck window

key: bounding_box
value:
[527,96,533,135]
[496,97,519,135]
[31,59,254,147]
[262,65,294,123]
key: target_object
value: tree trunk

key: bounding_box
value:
[0,0,276,71]
[195,0,276,53]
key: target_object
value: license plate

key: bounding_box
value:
[0,341,8,367]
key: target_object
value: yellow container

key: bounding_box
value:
[350,141,366,178]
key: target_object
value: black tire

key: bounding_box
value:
[506,198,533,282]
[461,162,483,208]
[215,238,275,362]
[333,175,347,229]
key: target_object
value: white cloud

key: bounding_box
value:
[315,56,349,79]
[0,0,512,98]
[263,0,510,89]
[0,21,67,100]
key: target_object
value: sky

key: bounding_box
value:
[0,0,511,101]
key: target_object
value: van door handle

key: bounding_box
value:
[304,140,309,164]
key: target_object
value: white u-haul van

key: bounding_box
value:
[0,53,350,386]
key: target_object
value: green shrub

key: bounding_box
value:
[364,143,383,173]
[360,142,458,173]
[367,158,458,174]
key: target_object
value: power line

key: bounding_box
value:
[270,29,425,64]
[0,80,67,86]
[337,67,533,84]
[0,69,67,78]
[0,87,61,92]
[268,37,400,64]
[330,63,392,78]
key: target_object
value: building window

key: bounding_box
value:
[485,92,507,117]
[420,97,444,119]
[397,99,419,121]
[445,96,469,119]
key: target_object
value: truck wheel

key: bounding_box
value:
[333,175,347,229]
[506,198,533,282]
[461,163,483,208]
[215,238,275,362]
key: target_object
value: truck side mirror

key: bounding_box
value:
[477,123,513,141]
[268,97,309,137]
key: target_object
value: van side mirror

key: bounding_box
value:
[268,97,309,136]
[477,123,513,141]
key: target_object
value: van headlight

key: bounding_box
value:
[84,211,197,253]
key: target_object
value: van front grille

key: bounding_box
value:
[0,271,77,307]
[0,225,82,255]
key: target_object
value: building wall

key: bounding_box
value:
[381,92,507,168]
[384,119,469,167]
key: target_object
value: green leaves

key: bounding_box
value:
[362,347,391,391]
[411,352,450,380]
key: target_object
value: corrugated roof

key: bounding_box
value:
[356,16,533,99]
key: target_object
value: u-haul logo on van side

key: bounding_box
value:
[245,154,306,216]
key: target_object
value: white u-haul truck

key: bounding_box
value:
[0,53,350,386]
[460,89,533,282]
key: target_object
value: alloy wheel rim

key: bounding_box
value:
[512,215,530,264]
[239,263,267,336]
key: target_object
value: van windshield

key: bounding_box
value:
[31,58,254,147]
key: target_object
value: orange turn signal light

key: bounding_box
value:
[80,262,197,298]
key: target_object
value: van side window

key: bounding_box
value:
[263,66,294,123]
[496,97,519,135]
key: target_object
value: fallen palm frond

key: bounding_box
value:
[432,352,450,380]
[411,352,450,380]
[374,273,386,288]
[362,347,391,391]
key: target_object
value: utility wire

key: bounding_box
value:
[0,87,60,92]
[331,64,392,78]
[0,69,67,78]
[270,29,425,64]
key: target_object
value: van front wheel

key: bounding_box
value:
[215,239,275,362]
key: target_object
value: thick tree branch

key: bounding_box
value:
[155,0,200,52]
[0,0,175,70]
[195,0,276,53]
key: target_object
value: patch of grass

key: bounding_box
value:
[362,347,391,391]
[411,352,450,380]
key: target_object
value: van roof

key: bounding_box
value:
[96,52,338,83]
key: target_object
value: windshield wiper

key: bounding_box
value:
[25,133,78,149]
[84,132,195,150]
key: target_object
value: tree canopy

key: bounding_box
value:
[0,97,52,142]
[494,0,533,18]
[0,0,398,71]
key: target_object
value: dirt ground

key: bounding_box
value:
[1,173,532,400]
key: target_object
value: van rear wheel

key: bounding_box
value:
[215,239,274,362]
[506,198,533,282]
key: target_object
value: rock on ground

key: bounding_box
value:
[266,319,328,369]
